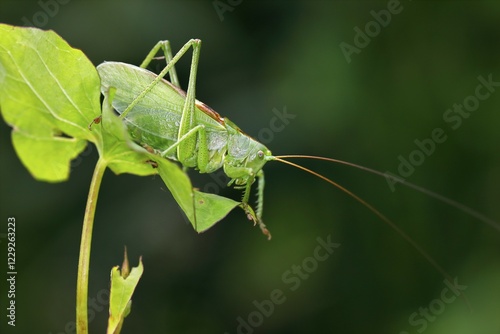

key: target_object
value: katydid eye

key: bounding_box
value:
[257,150,264,159]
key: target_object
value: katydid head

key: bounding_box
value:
[224,134,273,187]
[244,147,274,179]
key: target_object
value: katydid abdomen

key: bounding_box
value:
[99,62,228,166]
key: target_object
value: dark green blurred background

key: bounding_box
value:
[1,1,500,333]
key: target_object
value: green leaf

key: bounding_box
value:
[193,191,240,232]
[0,24,101,182]
[107,256,144,334]
[11,131,88,181]
[154,156,239,232]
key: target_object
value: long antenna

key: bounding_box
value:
[276,154,500,231]
[272,156,472,309]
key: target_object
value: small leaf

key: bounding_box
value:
[193,191,240,232]
[0,24,101,181]
[154,158,240,232]
[107,256,144,334]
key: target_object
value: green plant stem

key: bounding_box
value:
[77,157,107,334]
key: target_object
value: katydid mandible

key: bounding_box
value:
[96,39,498,282]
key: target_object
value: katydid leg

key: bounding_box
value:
[139,40,180,88]
[256,170,265,220]
[155,124,211,173]
[120,39,201,119]
[239,171,270,239]
[176,40,202,166]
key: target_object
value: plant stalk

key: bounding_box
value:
[76,157,107,334]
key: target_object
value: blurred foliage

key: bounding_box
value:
[1,1,499,333]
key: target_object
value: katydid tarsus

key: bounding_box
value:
[96,39,498,283]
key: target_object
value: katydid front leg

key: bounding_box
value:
[250,170,270,238]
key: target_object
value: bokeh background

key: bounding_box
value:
[1,1,500,333]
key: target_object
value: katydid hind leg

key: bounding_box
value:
[143,39,209,171]
[177,40,204,167]
[139,40,181,88]
[121,39,201,119]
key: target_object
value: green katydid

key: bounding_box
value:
[97,39,273,237]
[96,39,498,281]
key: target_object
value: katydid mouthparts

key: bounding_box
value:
[95,39,498,284]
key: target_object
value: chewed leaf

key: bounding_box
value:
[0,24,101,181]
[12,132,88,181]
